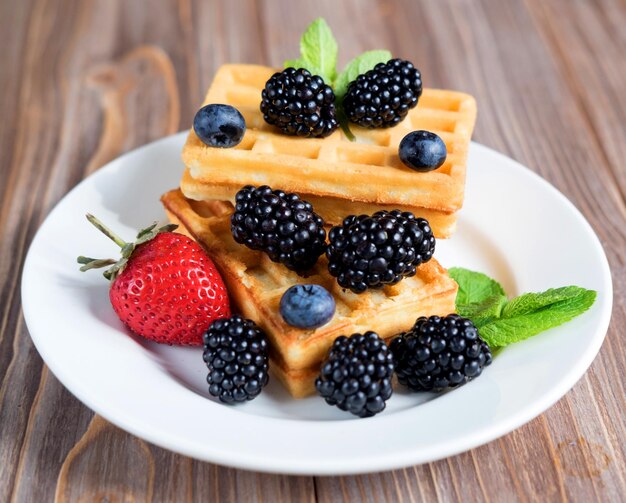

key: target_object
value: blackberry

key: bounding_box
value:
[343,59,422,129]
[315,332,395,418]
[260,68,339,138]
[326,211,435,293]
[390,314,492,392]
[231,185,327,271]
[203,315,269,404]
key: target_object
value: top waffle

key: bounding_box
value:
[182,64,477,213]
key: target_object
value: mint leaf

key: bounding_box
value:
[449,267,506,306]
[500,286,590,318]
[284,58,305,69]
[334,50,392,102]
[284,18,338,84]
[301,18,338,82]
[460,294,508,328]
[479,287,596,348]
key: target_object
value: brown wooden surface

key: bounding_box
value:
[1,0,625,501]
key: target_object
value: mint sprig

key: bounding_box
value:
[284,18,391,140]
[448,268,596,349]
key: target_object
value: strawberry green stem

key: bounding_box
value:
[77,257,117,272]
[78,215,178,281]
[86,213,127,248]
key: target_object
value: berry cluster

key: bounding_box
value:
[260,68,339,138]
[203,316,270,403]
[390,315,493,391]
[326,211,435,293]
[315,331,395,418]
[231,185,327,271]
[343,59,422,129]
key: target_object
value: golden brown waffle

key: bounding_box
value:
[181,64,476,215]
[180,169,457,238]
[271,357,319,399]
[161,189,458,397]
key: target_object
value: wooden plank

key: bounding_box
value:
[524,0,626,201]
[0,0,80,500]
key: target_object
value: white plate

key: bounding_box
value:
[22,133,612,475]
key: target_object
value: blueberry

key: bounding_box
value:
[193,104,246,148]
[398,130,447,172]
[279,284,335,329]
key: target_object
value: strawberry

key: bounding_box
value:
[78,214,231,345]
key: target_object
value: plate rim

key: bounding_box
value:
[21,133,613,475]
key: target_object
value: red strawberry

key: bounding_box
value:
[78,214,230,345]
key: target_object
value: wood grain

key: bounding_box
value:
[1,0,624,501]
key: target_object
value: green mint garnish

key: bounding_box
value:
[284,19,391,141]
[284,18,338,85]
[449,268,596,349]
[333,50,392,102]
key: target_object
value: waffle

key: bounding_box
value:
[181,64,477,218]
[161,189,458,397]
[180,169,457,238]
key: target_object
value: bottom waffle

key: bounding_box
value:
[161,189,458,397]
[180,169,457,238]
[270,354,319,399]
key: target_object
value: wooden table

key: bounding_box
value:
[1,0,625,501]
